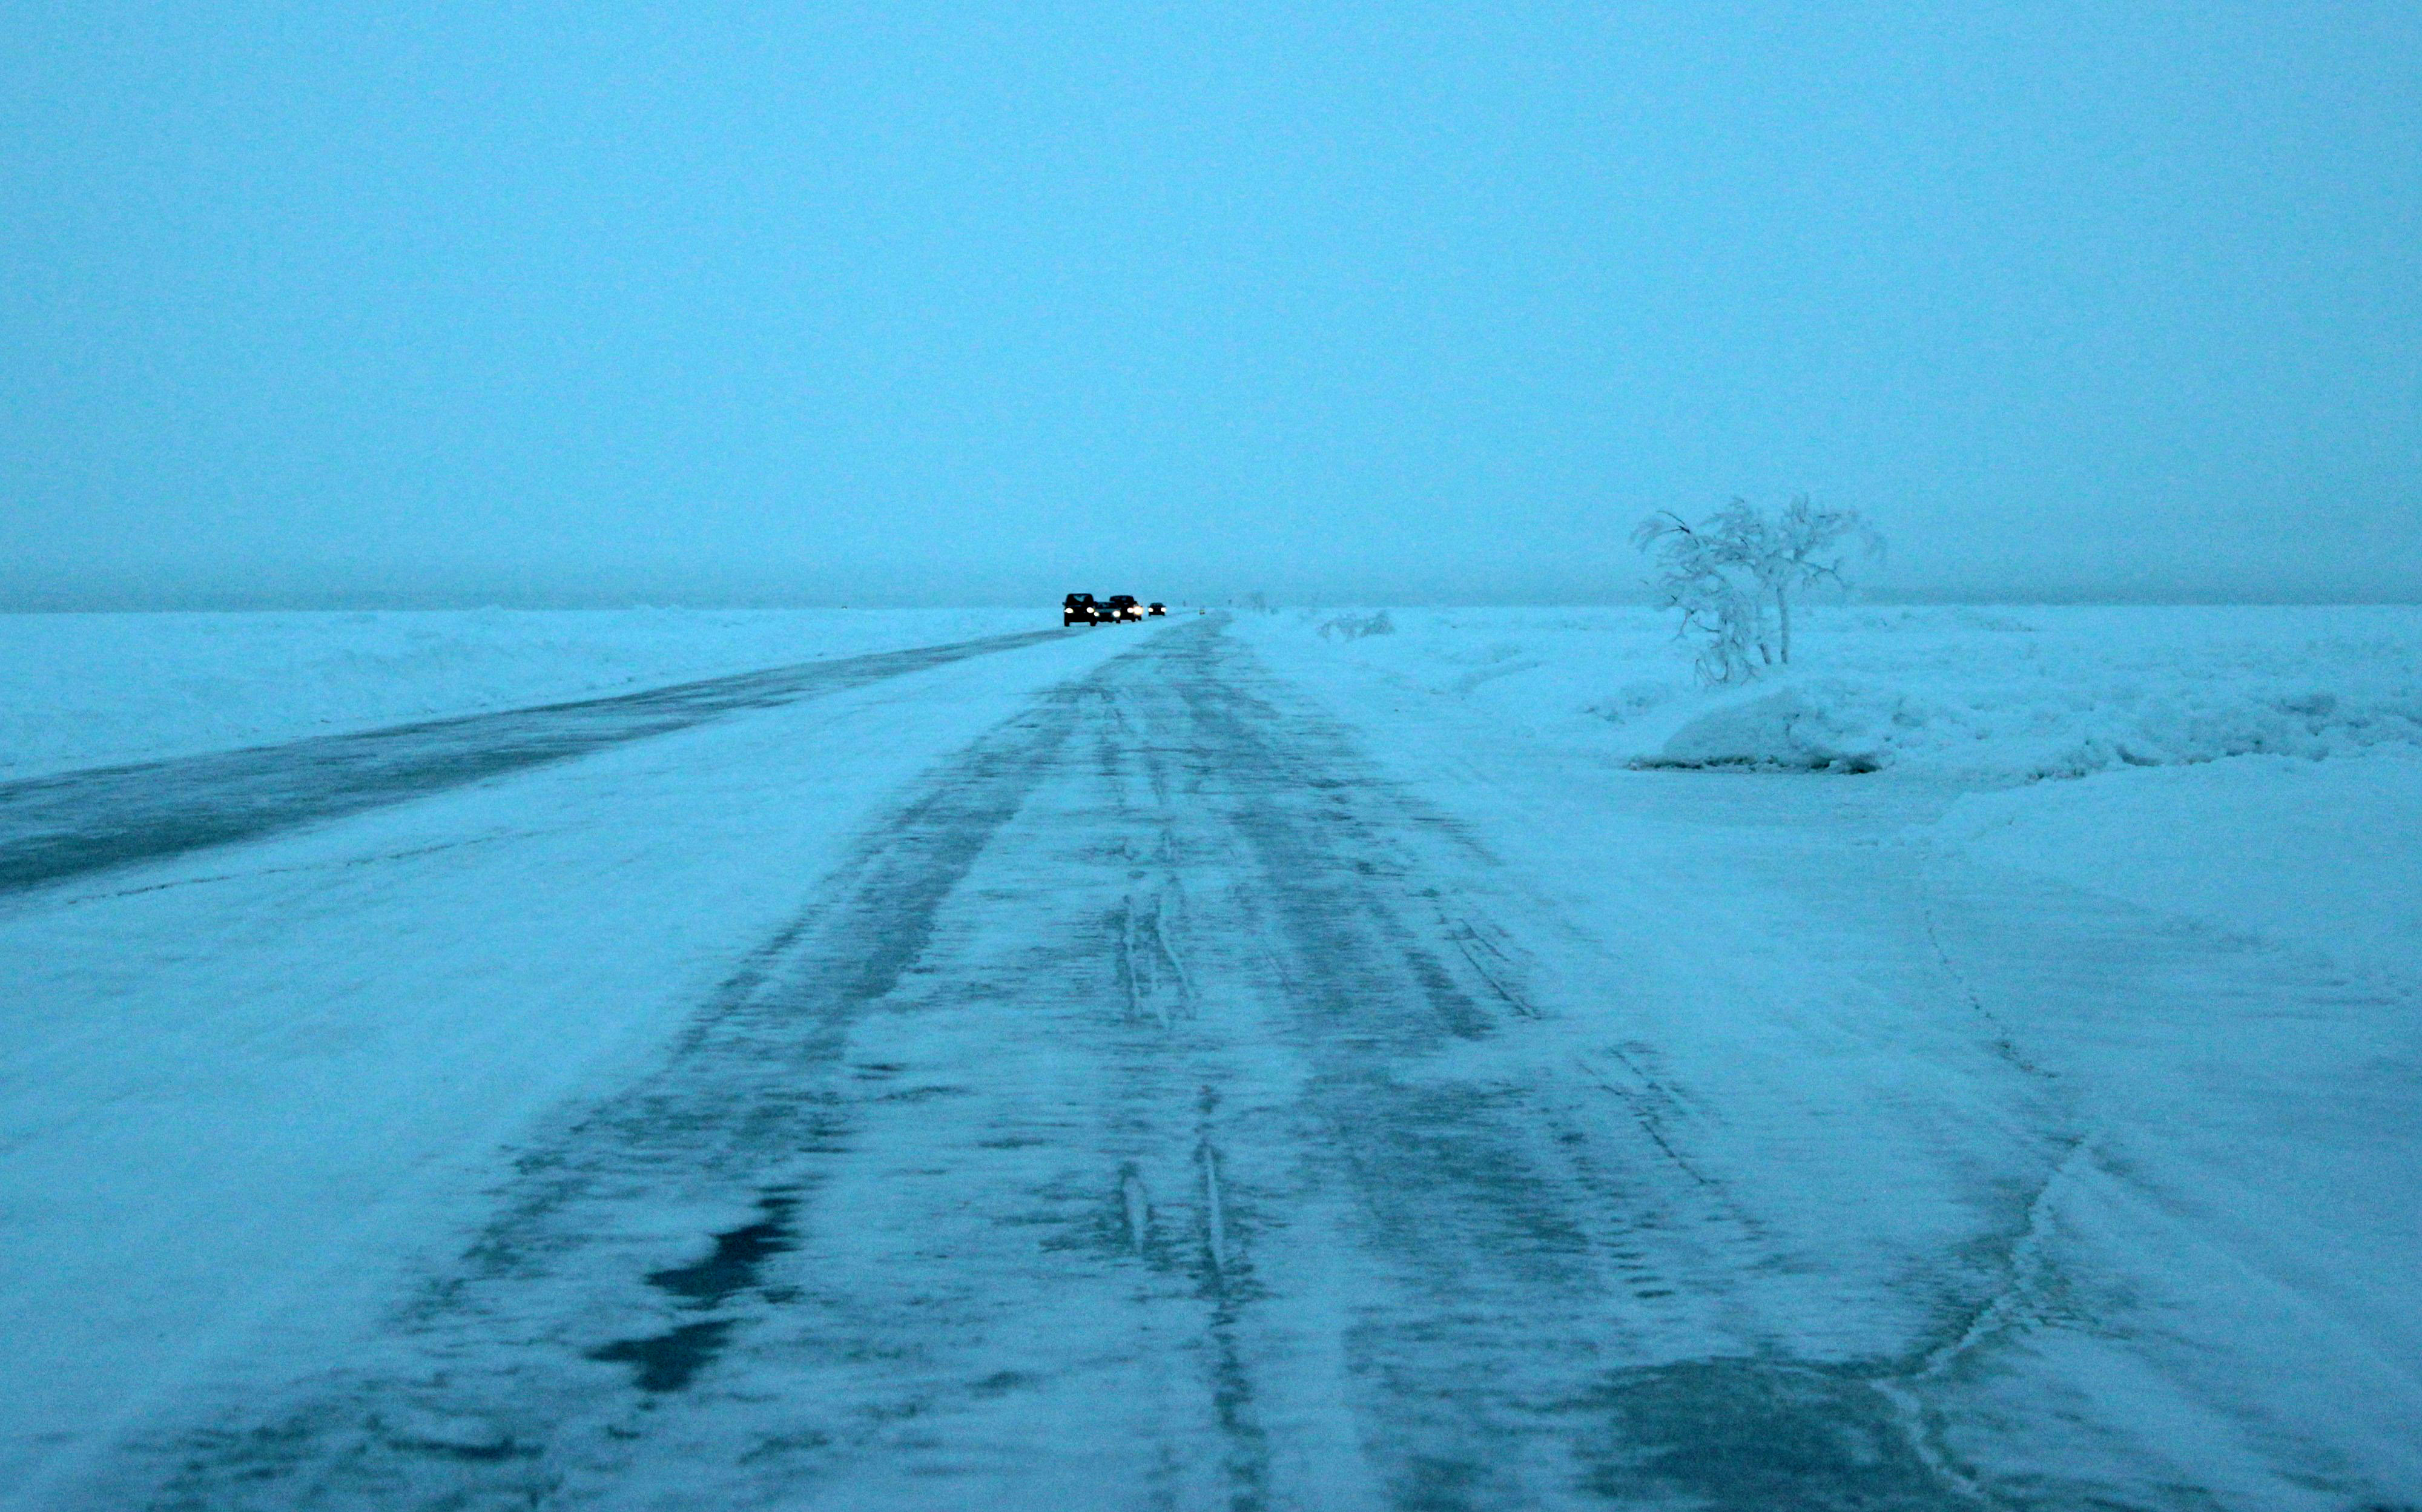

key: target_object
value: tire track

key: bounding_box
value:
[82,615,2005,1510]
[116,649,1107,1510]
[1155,626,1983,1509]
[113,629,1285,1511]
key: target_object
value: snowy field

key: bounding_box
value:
[2,604,2417,1510]
[0,608,1043,782]
[1264,603,2422,986]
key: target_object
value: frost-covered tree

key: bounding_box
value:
[1631,520,1770,684]
[1632,496,1881,682]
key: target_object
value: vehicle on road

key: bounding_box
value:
[1147,602,1166,616]
[1063,593,1155,624]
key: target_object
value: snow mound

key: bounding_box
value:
[1631,673,2422,781]
[1318,610,1395,642]
[1989,684,2422,779]
[1636,685,1889,773]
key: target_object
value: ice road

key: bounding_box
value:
[3,614,2415,1510]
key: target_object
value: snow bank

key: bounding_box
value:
[1318,610,1395,642]
[1633,684,1890,773]
[0,608,1044,782]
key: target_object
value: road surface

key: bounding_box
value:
[5,616,2414,1510]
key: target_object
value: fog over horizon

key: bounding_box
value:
[4,4,2418,612]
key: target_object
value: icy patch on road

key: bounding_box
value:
[1573,1358,1961,1509]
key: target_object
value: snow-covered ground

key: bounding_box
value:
[3,604,2416,1509]
[1269,602,2422,992]
[1284,604,2422,778]
[1240,602,2422,1507]
[0,609,1045,782]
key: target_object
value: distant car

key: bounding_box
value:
[1063,592,1101,626]
[1147,602,1166,616]
[1103,595,1145,622]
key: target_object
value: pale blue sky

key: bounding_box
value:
[4,2,2417,606]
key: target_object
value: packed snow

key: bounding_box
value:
[0,619,1143,1508]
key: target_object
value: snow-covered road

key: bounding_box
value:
[5,614,2415,1510]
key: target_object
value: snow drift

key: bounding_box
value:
[1634,684,1890,773]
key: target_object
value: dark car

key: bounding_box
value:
[1063,592,1100,626]
[1103,595,1145,622]
[1147,602,1166,616]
